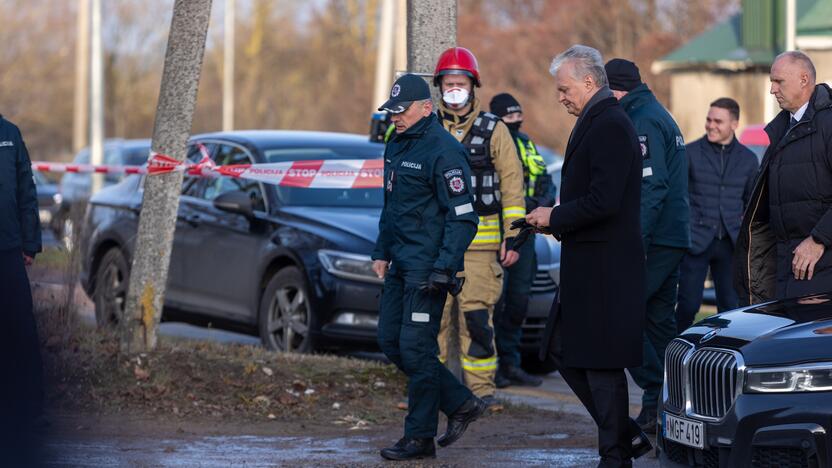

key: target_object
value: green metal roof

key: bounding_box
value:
[798,0,832,36]
[654,0,831,73]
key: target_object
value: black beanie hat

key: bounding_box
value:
[489,93,522,117]
[604,59,642,92]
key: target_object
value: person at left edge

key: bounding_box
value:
[605,58,690,435]
[0,114,44,463]
[372,74,486,461]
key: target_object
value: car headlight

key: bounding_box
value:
[317,249,382,284]
[744,362,832,393]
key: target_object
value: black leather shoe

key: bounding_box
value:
[629,417,653,459]
[436,396,487,447]
[379,437,435,460]
[495,370,512,389]
[503,365,543,387]
[635,406,658,434]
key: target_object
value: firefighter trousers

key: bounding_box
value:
[439,250,504,398]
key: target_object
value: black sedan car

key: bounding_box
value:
[80,130,559,354]
[33,171,61,230]
[658,294,832,467]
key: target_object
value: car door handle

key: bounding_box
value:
[178,214,202,227]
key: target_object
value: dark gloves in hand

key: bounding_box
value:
[423,270,464,296]
[509,218,538,251]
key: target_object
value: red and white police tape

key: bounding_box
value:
[31,150,384,189]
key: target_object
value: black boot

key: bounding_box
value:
[379,437,435,460]
[495,369,512,389]
[502,365,543,387]
[629,417,653,459]
[635,406,658,434]
[436,396,487,447]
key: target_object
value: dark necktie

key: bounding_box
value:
[790,116,799,129]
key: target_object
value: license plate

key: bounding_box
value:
[663,413,705,449]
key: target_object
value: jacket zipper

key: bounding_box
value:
[746,176,766,304]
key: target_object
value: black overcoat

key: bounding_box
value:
[539,96,645,369]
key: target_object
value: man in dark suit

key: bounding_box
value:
[526,45,650,468]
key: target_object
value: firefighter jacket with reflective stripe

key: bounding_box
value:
[371,113,478,274]
[438,98,525,250]
[511,130,556,211]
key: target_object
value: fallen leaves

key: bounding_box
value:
[133,366,150,381]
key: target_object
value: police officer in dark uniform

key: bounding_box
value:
[489,93,556,388]
[0,114,43,462]
[372,74,486,461]
[605,59,690,434]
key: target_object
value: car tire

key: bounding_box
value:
[258,266,318,353]
[93,247,130,328]
[521,353,559,375]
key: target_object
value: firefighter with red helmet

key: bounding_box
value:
[434,47,526,409]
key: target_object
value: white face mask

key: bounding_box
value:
[442,87,470,108]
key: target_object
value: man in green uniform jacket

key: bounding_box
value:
[605,59,690,433]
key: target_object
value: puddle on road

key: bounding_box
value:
[46,435,375,467]
[45,435,599,467]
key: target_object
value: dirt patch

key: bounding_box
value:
[30,258,605,466]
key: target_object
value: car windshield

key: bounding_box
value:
[263,144,385,208]
[122,145,151,165]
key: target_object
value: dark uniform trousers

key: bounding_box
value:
[627,244,685,410]
[547,312,633,467]
[0,248,44,462]
[377,269,471,438]
[677,236,738,333]
[495,236,536,368]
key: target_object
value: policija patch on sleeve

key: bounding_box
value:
[443,168,467,196]
[638,135,650,159]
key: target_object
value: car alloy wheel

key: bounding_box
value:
[94,248,129,328]
[259,266,316,353]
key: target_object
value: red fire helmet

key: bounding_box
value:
[433,47,481,87]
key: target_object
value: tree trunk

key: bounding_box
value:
[406,0,460,376]
[121,0,213,354]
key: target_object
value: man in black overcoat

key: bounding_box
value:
[526,45,650,468]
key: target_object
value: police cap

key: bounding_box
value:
[378,74,431,114]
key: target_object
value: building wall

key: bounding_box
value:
[664,71,772,143]
[665,50,832,142]
[804,49,832,84]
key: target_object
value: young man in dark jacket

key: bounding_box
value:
[0,115,43,461]
[736,51,832,304]
[677,98,759,332]
[605,58,689,434]
[489,92,556,389]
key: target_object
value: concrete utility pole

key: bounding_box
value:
[407,0,455,102]
[121,0,213,354]
[90,0,104,193]
[372,0,395,111]
[406,0,459,373]
[394,0,407,74]
[73,0,90,154]
[223,0,235,131]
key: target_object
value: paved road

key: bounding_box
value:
[47,283,661,467]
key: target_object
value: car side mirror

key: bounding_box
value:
[213,190,254,218]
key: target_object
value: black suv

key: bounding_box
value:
[658,294,832,467]
[80,130,560,354]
